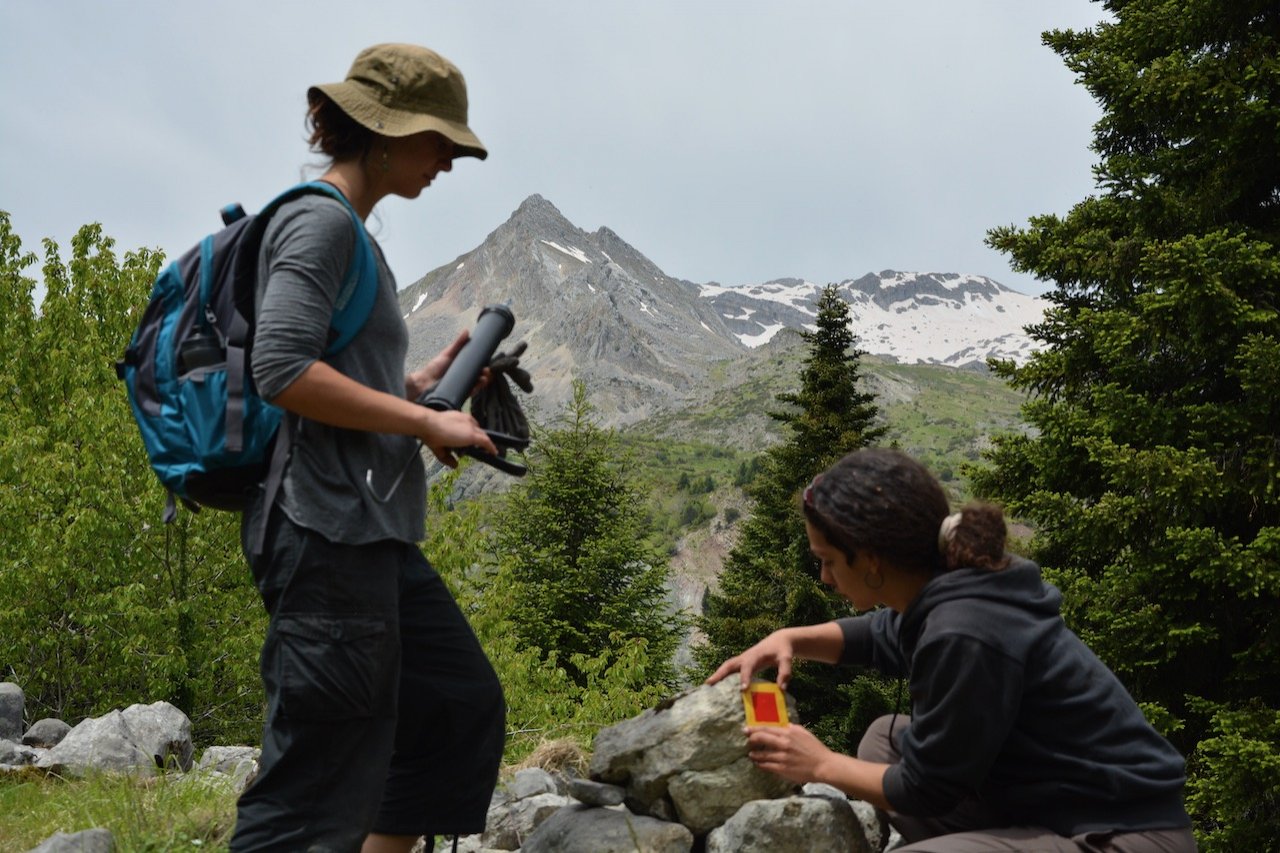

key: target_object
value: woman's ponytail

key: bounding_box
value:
[940,502,1010,572]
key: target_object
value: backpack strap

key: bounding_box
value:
[249,416,293,557]
[239,181,379,357]
[241,182,379,551]
[224,310,251,454]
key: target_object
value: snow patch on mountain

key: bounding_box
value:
[701,271,1045,366]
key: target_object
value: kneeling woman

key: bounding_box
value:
[709,448,1196,852]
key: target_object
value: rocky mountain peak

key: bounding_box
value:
[398,196,1046,425]
[399,195,744,426]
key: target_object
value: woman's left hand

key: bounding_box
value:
[405,330,472,401]
[745,724,834,785]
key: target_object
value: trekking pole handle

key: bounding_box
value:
[418,304,515,411]
[366,304,521,502]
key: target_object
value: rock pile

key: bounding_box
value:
[3,679,897,852]
[448,678,892,852]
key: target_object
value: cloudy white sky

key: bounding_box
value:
[2,2,1109,299]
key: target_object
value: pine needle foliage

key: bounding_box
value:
[696,285,889,752]
[972,4,1280,848]
[489,381,684,690]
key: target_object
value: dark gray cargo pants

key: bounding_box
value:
[230,505,505,852]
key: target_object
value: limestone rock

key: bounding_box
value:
[480,792,570,850]
[23,718,71,749]
[36,712,155,777]
[120,701,193,771]
[565,776,625,807]
[667,754,792,835]
[589,678,797,820]
[521,804,693,853]
[195,745,260,790]
[705,795,873,853]
[503,766,562,800]
[1,737,39,767]
[34,703,193,777]
[0,682,23,741]
[27,827,115,852]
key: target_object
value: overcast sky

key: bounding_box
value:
[2,2,1109,299]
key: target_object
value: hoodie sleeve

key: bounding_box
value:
[836,611,909,676]
[881,633,1024,816]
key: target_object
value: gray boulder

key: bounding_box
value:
[803,782,891,852]
[669,755,800,835]
[521,804,693,853]
[502,766,562,800]
[0,737,39,766]
[565,776,625,807]
[0,682,23,741]
[589,678,797,821]
[34,703,193,778]
[850,797,892,853]
[120,701,193,771]
[480,792,570,850]
[23,718,72,749]
[195,745,260,790]
[705,795,873,853]
[36,712,154,777]
[27,827,115,852]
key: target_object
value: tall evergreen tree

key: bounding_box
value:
[490,381,683,689]
[697,285,887,751]
[972,4,1280,848]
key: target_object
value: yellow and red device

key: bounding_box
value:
[743,682,789,727]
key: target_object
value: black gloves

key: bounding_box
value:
[471,341,533,441]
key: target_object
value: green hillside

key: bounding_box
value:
[618,333,1029,554]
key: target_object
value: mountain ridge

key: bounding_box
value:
[398,194,1045,427]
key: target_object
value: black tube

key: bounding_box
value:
[420,304,515,411]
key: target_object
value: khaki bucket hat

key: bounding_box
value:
[310,43,487,160]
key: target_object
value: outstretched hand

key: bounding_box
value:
[705,630,797,691]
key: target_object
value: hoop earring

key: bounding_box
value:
[864,571,884,590]
[380,143,390,173]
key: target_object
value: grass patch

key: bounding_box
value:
[0,769,238,852]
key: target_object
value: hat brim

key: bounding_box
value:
[310,82,488,160]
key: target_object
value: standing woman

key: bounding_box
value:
[709,448,1197,852]
[232,45,505,852]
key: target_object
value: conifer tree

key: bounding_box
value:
[697,285,887,751]
[972,4,1280,847]
[490,381,683,689]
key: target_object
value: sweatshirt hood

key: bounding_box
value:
[897,557,1062,657]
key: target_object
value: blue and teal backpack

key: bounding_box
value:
[117,181,377,521]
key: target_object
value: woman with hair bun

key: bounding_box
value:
[708,447,1195,852]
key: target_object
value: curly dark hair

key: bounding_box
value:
[801,447,1008,575]
[306,90,376,163]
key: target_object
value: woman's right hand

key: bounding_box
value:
[705,630,797,691]
[418,408,497,468]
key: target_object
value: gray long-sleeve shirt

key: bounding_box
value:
[251,194,427,544]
